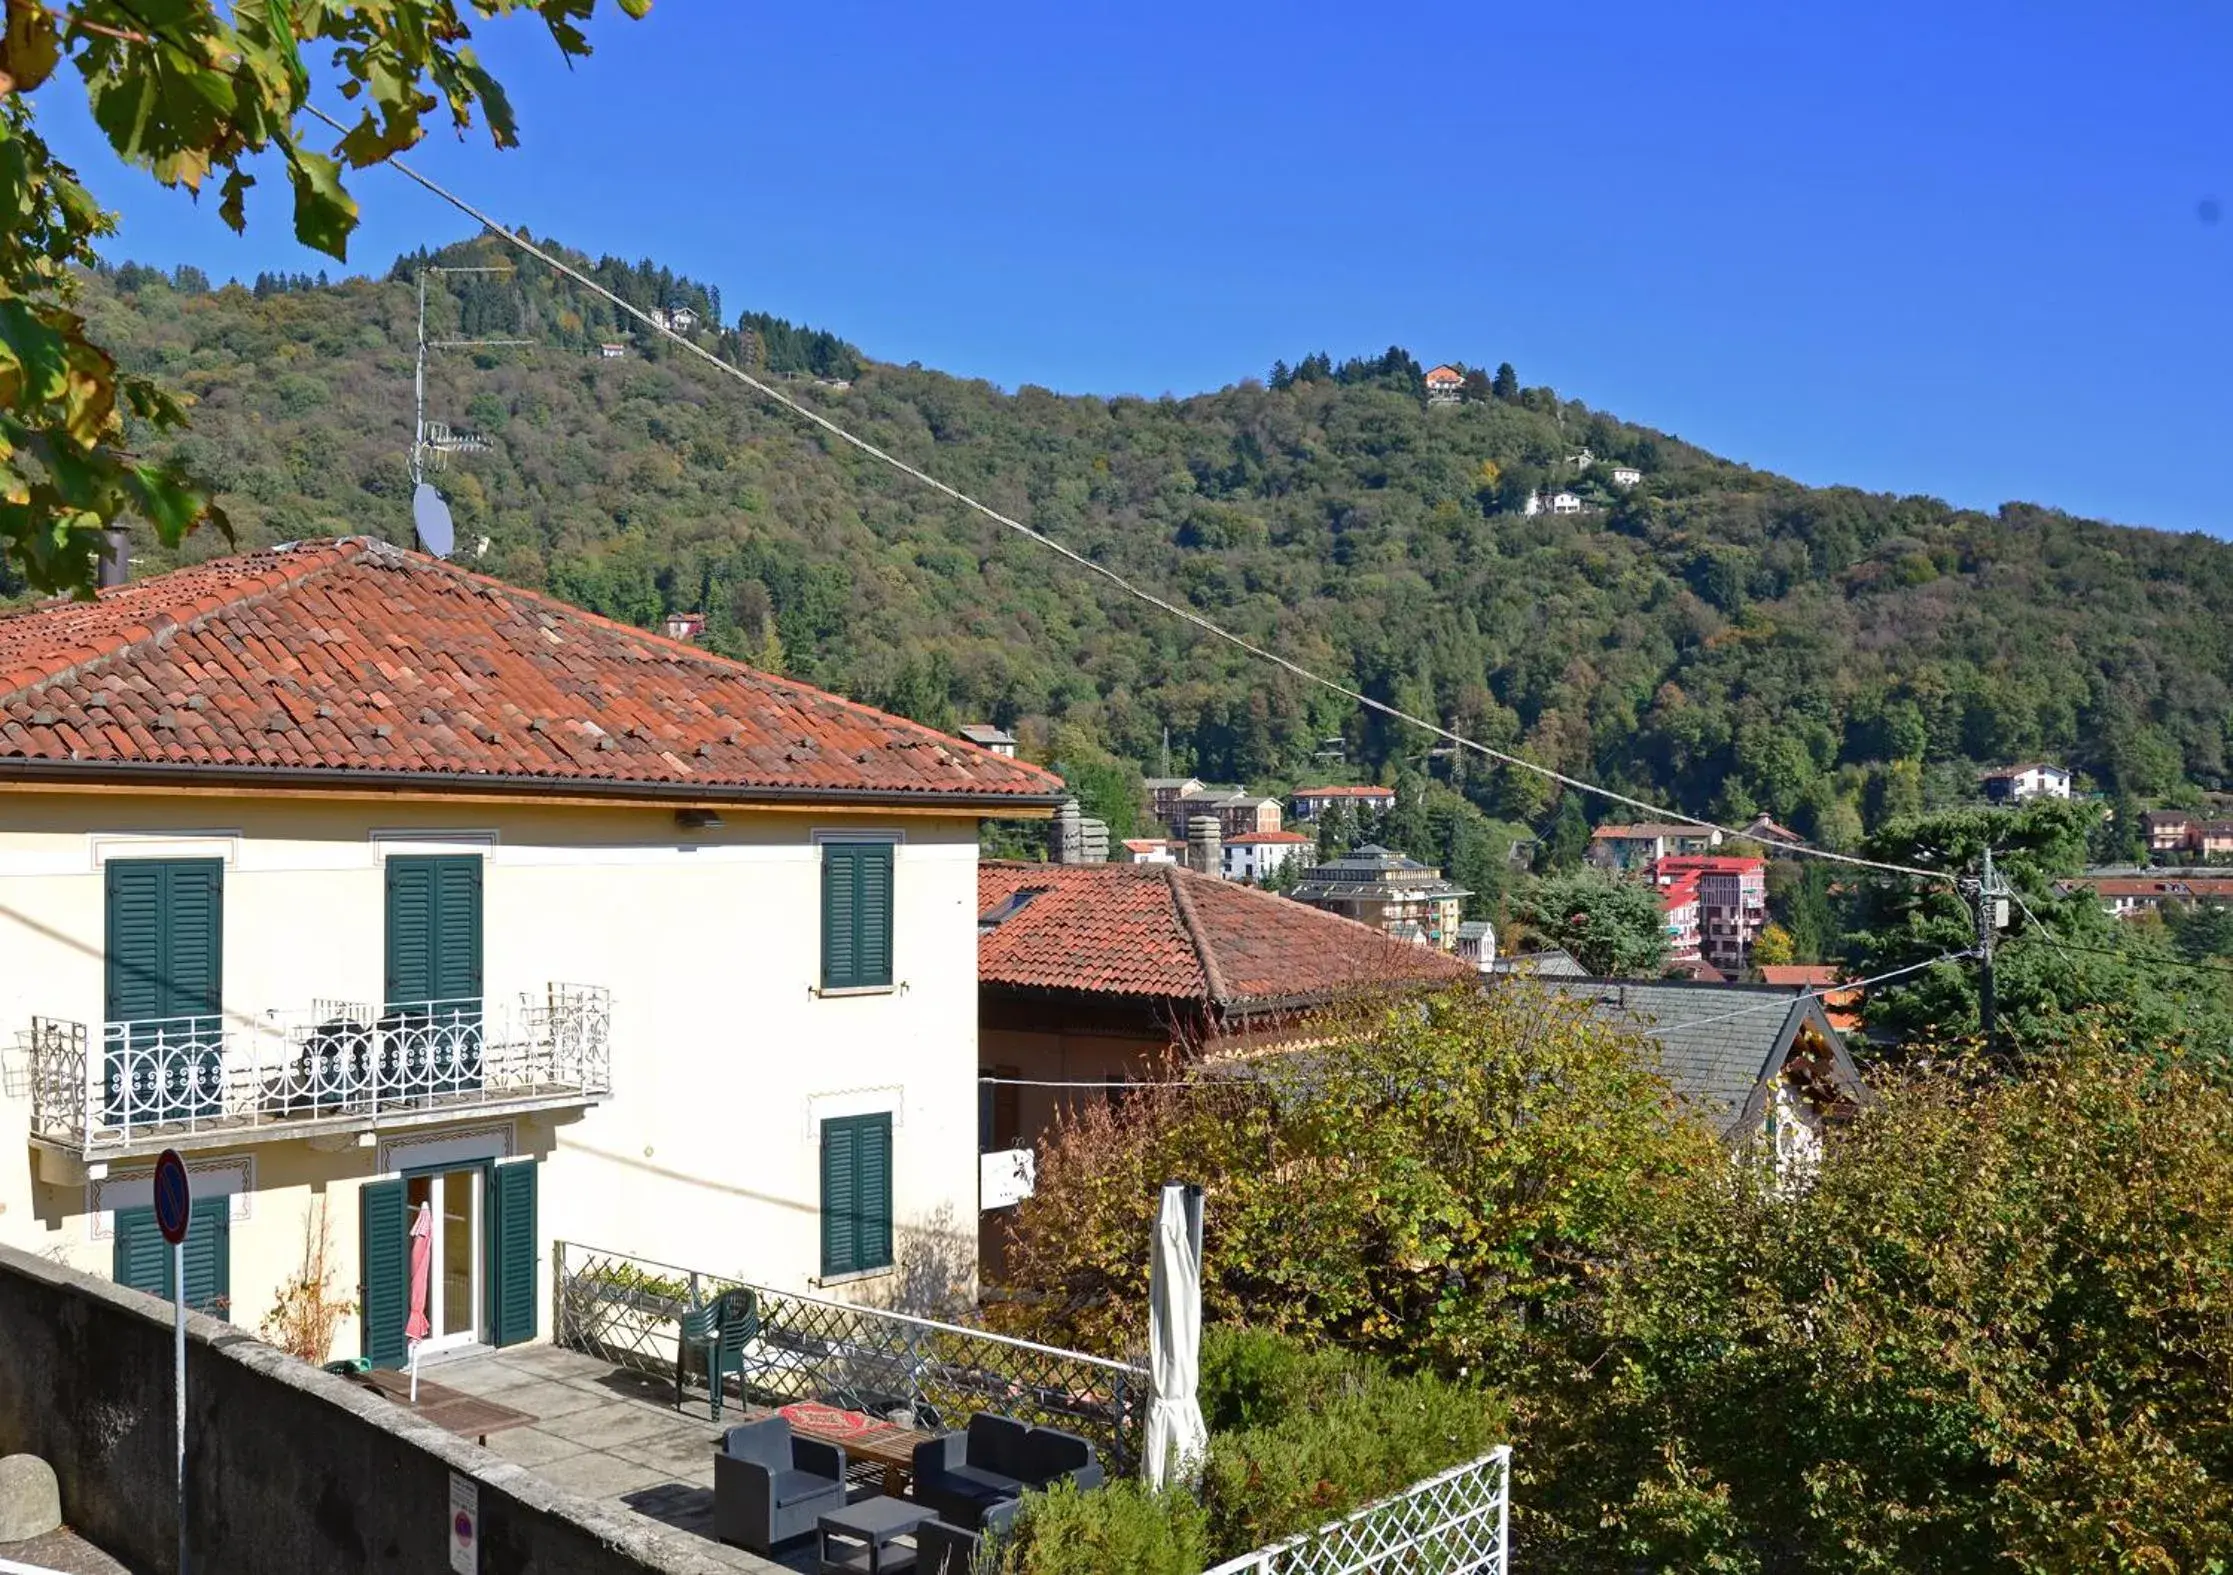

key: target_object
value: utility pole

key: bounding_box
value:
[1975,844,1997,1053]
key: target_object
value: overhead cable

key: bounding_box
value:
[310,104,1956,889]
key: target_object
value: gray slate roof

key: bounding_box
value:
[1555,980,1860,1136]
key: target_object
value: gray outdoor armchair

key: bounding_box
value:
[910,1414,1104,1529]
[712,1416,847,1554]
[916,1498,1020,1575]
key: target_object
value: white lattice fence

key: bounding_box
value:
[1203,1446,1511,1575]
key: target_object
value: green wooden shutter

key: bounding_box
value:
[112,1205,229,1320]
[164,863,224,1019]
[857,844,894,988]
[821,842,893,991]
[857,1114,893,1271]
[488,1160,538,1348]
[113,1206,168,1296]
[385,859,436,1007]
[105,864,170,1024]
[181,1210,230,1320]
[819,1113,894,1277]
[822,845,860,990]
[359,1178,408,1368]
[433,857,484,1002]
[821,1118,859,1277]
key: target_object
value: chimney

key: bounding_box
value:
[1187,815,1222,878]
[98,527,130,589]
[1052,798,1083,864]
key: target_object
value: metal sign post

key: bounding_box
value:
[152,1149,191,1575]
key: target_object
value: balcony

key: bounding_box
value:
[19,986,611,1163]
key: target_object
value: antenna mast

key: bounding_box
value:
[409,262,531,554]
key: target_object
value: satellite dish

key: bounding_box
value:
[412,482,455,557]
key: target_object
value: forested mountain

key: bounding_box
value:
[72,237,2233,866]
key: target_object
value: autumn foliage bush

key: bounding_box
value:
[998,991,2233,1572]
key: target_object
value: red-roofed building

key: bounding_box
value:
[1661,874,1703,961]
[0,539,1065,1337]
[1222,829,1316,884]
[1757,964,1862,1032]
[975,860,1471,1268]
[1424,365,1465,405]
[1651,855,1768,972]
[1290,784,1397,822]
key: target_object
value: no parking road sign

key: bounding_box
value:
[153,1148,191,1245]
[155,1147,191,1573]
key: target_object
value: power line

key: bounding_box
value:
[1623,951,1975,1036]
[304,103,1957,892]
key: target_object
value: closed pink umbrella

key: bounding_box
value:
[405,1201,433,1400]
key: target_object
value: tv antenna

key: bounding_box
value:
[411,264,531,556]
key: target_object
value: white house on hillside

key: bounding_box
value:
[1549,491,1584,515]
[1611,466,1642,487]
[0,539,1063,1362]
[1980,763,2072,803]
[1222,830,1317,884]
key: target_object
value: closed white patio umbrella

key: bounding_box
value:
[1144,1181,1209,1489]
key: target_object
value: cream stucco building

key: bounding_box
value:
[0,539,1061,1366]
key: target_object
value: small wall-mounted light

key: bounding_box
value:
[675,808,723,830]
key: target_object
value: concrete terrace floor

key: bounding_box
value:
[429,1344,837,1574]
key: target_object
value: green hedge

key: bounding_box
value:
[991,1326,1507,1571]
[995,1481,1208,1575]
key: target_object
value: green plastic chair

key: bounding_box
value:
[675,1287,760,1419]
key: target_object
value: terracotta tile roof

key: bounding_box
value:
[1293,784,1395,798]
[1227,830,1312,846]
[1757,965,1842,987]
[978,861,1471,1011]
[0,538,1065,807]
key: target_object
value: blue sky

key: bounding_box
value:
[39,1,2233,535]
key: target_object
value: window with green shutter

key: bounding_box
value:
[819,1112,894,1278]
[385,855,485,1093]
[113,1203,231,1319]
[104,859,224,1123]
[820,841,894,991]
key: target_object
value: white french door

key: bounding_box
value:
[405,1166,483,1352]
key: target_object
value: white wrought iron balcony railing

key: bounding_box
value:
[21,985,611,1160]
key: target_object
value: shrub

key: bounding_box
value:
[991,1481,1207,1575]
[1198,1324,1367,1432]
[1198,1357,1508,1556]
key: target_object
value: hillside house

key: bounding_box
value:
[1424,365,1464,406]
[1119,838,1182,865]
[0,539,1063,1354]
[1290,784,1398,822]
[1549,491,1584,515]
[1290,844,1471,951]
[597,343,626,359]
[1610,466,1643,488]
[2204,821,2233,859]
[1980,762,2072,803]
[645,306,700,334]
[1144,777,1205,827]
[1170,785,1282,841]
[975,861,1469,1270]
[958,724,1018,758]
[1222,829,1316,884]
[1739,813,1806,848]
[1756,965,1862,1032]
[661,611,704,642]
[1652,855,1769,972]
[1589,821,1722,871]
[1561,981,1866,1173]
[2145,809,2199,855]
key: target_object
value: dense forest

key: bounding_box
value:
[72,237,2233,887]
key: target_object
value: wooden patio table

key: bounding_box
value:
[355,1368,538,1447]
